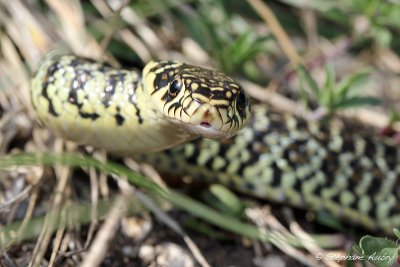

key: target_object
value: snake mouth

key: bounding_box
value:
[184,123,227,139]
[200,122,211,128]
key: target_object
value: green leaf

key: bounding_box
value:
[393,228,400,240]
[129,0,194,18]
[371,26,392,47]
[184,218,230,240]
[347,245,366,267]
[334,69,371,100]
[388,109,400,125]
[297,65,320,98]
[230,35,268,65]
[334,96,380,109]
[359,236,398,267]
[323,63,336,90]
[351,245,363,256]
[315,211,344,231]
[277,0,337,12]
[319,87,335,112]
[219,31,270,73]
[209,184,243,217]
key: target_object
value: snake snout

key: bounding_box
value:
[187,103,226,138]
[191,104,221,127]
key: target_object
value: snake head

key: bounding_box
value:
[143,61,251,139]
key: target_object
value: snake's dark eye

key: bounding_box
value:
[236,92,247,113]
[169,79,183,97]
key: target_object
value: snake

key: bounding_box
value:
[31,55,251,154]
[31,54,400,234]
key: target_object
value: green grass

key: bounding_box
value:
[0,153,341,250]
[297,64,380,118]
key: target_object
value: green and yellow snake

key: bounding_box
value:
[31,55,400,234]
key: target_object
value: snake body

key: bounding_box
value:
[31,55,251,154]
[139,106,400,233]
[31,55,400,233]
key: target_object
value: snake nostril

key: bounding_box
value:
[204,110,211,119]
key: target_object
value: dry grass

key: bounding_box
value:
[1,0,400,266]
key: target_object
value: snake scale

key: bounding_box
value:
[31,55,400,234]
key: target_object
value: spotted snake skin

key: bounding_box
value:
[138,106,400,233]
[31,54,400,233]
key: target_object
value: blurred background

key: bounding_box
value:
[1,0,400,266]
[1,0,400,128]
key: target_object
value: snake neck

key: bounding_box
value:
[31,55,196,154]
[133,80,197,153]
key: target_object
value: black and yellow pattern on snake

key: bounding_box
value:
[31,55,400,234]
[31,55,251,153]
[139,106,400,233]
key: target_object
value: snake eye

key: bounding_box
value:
[169,79,183,97]
[236,92,247,113]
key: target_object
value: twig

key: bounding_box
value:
[291,223,340,267]
[246,206,320,267]
[48,227,66,267]
[117,178,211,267]
[29,139,71,267]
[83,167,100,248]
[0,185,33,212]
[80,196,127,267]
[247,0,301,68]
